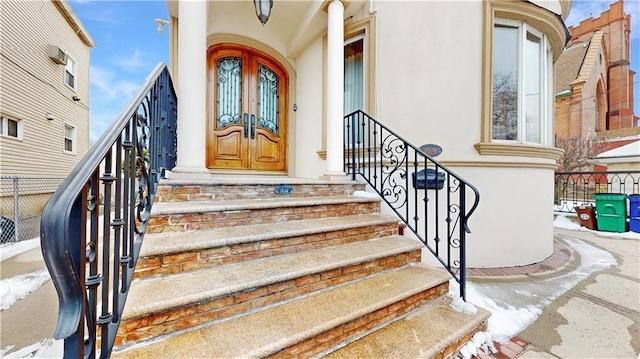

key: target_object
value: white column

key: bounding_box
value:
[171,0,210,179]
[322,0,348,181]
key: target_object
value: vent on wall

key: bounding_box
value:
[48,45,67,65]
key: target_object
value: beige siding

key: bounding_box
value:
[0,0,91,177]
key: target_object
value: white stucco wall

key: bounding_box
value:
[373,1,483,161]
[293,38,327,179]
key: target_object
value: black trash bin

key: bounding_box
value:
[412,169,445,190]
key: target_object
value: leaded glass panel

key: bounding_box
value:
[257,64,279,135]
[217,57,242,128]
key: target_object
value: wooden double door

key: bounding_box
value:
[207,45,288,171]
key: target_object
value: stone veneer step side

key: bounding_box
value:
[112,264,451,359]
[122,236,423,320]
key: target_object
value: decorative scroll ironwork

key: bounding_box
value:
[40,63,177,359]
[344,110,480,300]
[257,63,279,134]
[554,171,640,213]
[217,57,242,128]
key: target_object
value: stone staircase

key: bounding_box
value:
[111,176,489,358]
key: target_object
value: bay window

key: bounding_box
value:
[492,19,552,145]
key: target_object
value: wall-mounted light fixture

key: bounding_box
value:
[72,96,81,102]
[254,0,273,25]
[155,18,170,34]
[46,113,54,121]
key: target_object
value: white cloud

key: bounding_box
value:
[90,65,118,99]
[566,1,611,27]
[113,49,150,71]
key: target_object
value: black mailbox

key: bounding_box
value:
[412,169,445,190]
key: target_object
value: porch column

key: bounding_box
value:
[322,0,348,181]
[171,0,210,179]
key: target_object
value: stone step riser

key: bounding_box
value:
[147,202,381,234]
[267,281,450,359]
[116,249,423,347]
[435,322,488,359]
[155,183,367,203]
[135,223,399,279]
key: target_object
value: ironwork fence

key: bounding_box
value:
[0,176,65,243]
[344,110,480,300]
[554,171,640,213]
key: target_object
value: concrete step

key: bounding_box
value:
[112,264,451,359]
[155,178,367,202]
[116,236,423,346]
[147,195,381,233]
[324,298,491,359]
[135,213,400,278]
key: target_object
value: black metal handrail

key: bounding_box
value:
[554,171,640,213]
[40,63,177,359]
[344,110,480,300]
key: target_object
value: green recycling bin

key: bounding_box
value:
[594,193,627,233]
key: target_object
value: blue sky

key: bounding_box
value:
[68,1,169,143]
[69,1,639,144]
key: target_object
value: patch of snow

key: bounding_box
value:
[0,269,51,310]
[352,190,380,199]
[1,339,62,358]
[449,295,478,314]
[450,234,617,344]
[0,238,40,262]
[458,331,496,359]
[553,214,640,240]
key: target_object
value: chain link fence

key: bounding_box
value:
[0,176,65,243]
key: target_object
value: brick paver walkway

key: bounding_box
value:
[467,240,571,277]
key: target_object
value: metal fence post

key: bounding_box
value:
[13,176,19,242]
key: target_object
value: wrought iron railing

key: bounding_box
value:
[40,63,177,359]
[344,110,480,300]
[554,171,640,213]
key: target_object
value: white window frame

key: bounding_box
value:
[0,116,23,140]
[64,55,77,90]
[492,18,551,146]
[63,122,76,154]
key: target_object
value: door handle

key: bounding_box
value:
[243,113,248,138]
[251,115,256,139]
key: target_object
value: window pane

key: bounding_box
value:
[7,119,18,137]
[65,139,73,152]
[492,25,519,141]
[344,38,364,114]
[65,72,75,88]
[216,57,242,128]
[65,58,76,88]
[257,64,280,135]
[525,31,541,143]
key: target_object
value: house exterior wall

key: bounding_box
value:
[0,0,93,177]
[172,0,569,268]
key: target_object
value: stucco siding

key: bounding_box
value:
[373,0,484,161]
[293,38,326,179]
[0,0,91,177]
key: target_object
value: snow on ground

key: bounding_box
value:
[0,269,51,310]
[452,231,617,344]
[1,339,62,358]
[0,238,40,262]
[553,214,640,240]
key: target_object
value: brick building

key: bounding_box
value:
[554,0,638,154]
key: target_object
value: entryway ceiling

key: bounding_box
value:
[167,0,367,57]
